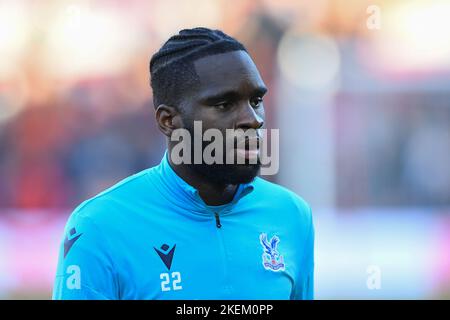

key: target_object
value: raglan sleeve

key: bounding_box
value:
[292,203,315,300]
[52,207,118,300]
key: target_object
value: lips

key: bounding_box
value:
[234,137,260,161]
[235,148,259,160]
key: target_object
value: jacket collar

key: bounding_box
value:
[153,151,255,215]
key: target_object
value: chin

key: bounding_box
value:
[228,164,260,184]
[193,163,261,185]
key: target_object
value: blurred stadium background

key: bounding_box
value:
[0,0,449,299]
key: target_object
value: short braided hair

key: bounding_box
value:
[149,27,248,108]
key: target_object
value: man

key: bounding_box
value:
[53,27,314,300]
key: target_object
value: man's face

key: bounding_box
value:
[179,50,267,185]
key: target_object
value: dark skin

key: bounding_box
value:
[155,50,267,206]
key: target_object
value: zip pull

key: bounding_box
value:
[214,212,222,228]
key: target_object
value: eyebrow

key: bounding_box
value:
[199,86,268,104]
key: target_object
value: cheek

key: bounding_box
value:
[259,109,265,120]
[199,109,235,130]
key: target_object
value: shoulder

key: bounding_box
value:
[67,167,156,227]
[252,177,313,222]
[252,177,311,210]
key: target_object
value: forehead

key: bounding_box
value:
[192,51,265,97]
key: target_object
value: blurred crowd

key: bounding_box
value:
[335,92,450,207]
[0,0,285,210]
[0,0,449,211]
[0,0,449,300]
[0,85,164,209]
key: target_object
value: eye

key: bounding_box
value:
[250,96,263,108]
[214,101,231,110]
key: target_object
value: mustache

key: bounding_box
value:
[182,124,263,148]
[230,138,260,150]
[225,129,262,149]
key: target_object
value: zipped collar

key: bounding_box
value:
[151,151,255,215]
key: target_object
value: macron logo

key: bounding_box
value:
[154,244,176,270]
[64,228,83,258]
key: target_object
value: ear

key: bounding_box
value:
[155,104,182,137]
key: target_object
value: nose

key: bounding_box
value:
[235,103,264,130]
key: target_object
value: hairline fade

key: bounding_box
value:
[149,27,248,109]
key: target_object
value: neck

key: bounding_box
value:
[167,156,238,206]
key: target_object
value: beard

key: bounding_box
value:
[183,123,261,185]
[190,161,261,185]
